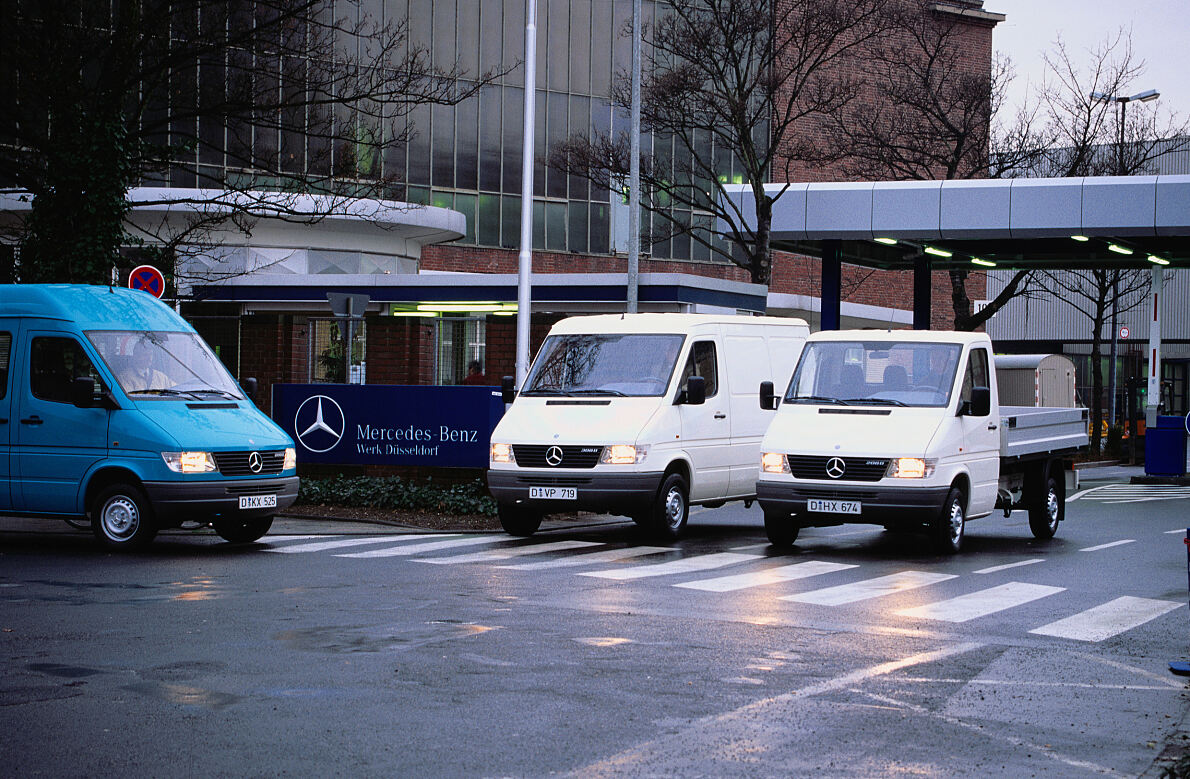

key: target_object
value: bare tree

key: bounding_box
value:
[549,0,891,286]
[0,0,503,285]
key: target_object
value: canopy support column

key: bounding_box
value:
[913,256,932,330]
[821,239,841,331]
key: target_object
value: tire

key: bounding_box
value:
[649,473,689,539]
[214,516,274,543]
[933,487,966,554]
[90,483,157,550]
[498,504,542,536]
[764,509,800,547]
[1028,473,1063,540]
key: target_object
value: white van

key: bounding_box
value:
[487,313,809,538]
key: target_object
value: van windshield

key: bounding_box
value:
[87,330,244,400]
[786,341,961,408]
[522,333,684,397]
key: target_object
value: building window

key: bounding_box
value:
[309,319,366,384]
[437,317,486,385]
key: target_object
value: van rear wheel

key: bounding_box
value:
[214,516,274,543]
[763,510,800,547]
[499,504,542,536]
[1028,474,1063,540]
[91,483,157,550]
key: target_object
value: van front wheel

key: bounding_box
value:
[214,516,274,543]
[649,473,689,539]
[499,504,542,536]
[91,483,158,550]
[764,510,800,547]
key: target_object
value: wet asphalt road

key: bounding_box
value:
[1,474,1188,777]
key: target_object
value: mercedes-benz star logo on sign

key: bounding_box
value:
[294,395,346,453]
[248,451,263,473]
[825,457,847,479]
[545,445,564,467]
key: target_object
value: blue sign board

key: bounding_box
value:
[272,384,505,468]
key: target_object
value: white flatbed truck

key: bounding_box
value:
[756,330,1089,552]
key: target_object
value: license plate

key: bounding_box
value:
[529,486,577,500]
[807,498,861,514]
[239,495,277,510]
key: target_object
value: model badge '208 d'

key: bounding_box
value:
[0,284,300,549]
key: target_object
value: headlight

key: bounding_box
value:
[283,447,297,471]
[490,443,515,464]
[601,444,647,464]
[162,451,217,473]
[886,457,936,479]
[761,452,789,474]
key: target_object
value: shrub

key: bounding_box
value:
[297,475,497,516]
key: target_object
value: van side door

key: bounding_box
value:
[722,328,771,497]
[13,329,110,514]
[0,323,14,511]
[676,337,730,502]
[958,346,999,517]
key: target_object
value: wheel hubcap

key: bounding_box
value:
[664,488,684,528]
[102,497,139,538]
[948,502,964,545]
[1046,488,1060,527]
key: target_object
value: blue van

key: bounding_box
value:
[0,284,298,548]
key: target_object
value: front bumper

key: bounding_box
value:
[143,476,300,524]
[757,480,951,526]
[486,469,665,515]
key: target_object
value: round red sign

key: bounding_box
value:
[128,264,166,298]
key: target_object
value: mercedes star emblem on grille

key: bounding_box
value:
[248,451,263,473]
[545,446,564,466]
[825,457,846,479]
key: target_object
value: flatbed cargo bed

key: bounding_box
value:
[1000,406,1089,459]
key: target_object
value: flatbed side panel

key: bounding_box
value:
[999,406,1089,458]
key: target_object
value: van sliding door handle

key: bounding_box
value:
[987,423,998,431]
[714,412,727,419]
[20,416,43,425]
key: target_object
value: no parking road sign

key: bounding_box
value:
[128,264,166,298]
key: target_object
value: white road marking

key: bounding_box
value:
[500,546,673,570]
[415,540,603,564]
[1165,529,1189,534]
[579,552,762,581]
[1030,596,1182,642]
[264,535,437,553]
[781,570,956,606]
[674,560,857,592]
[973,558,1044,574]
[1074,484,1190,503]
[262,535,325,542]
[1078,539,1135,552]
[896,582,1065,623]
[337,535,509,558]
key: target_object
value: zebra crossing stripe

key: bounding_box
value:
[781,570,956,606]
[674,560,857,593]
[265,535,438,554]
[1079,539,1135,552]
[337,535,510,558]
[500,546,674,570]
[896,582,1065,623]
[579,552,762,581]
[1029,596,1182,642]
[973,559,1044,574]
[415,540,603,565]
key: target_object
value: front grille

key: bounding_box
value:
[214,450,286,476]
[787,455,889,482]
[224,483,286,495]
[516,476,594,487]
[790,487,880,500]
[512,445,603,469]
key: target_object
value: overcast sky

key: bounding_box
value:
[990,0,1189,120]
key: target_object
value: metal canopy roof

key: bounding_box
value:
[724,176,1190,269]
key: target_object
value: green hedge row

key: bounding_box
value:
[297,475,497,516]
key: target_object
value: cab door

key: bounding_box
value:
[958,347,999,516]
[0,323,15,512]
[13,330,109,514]
[676,337,730,502]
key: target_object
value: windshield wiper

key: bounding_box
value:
[839,397,909,407]
[521,388,576,396]
[787,395,846,405]
[571,388,627,396]
[186,387,241,399]
[128,388,193,397]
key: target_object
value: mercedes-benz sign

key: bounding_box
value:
[294,395,346,453]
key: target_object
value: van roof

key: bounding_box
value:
[806,328,991,345]
[547,313,809,335]
[0,284,193,332]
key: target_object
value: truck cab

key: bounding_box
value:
[0,284,298,548]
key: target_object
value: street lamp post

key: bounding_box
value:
[1089,88,1159,432]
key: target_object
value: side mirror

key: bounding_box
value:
[243,377,258,402]
[963,386,991,417]
[71,376,96,408]
[501,375,517,405]
[683,375,706,406]
[759,381,779,410]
